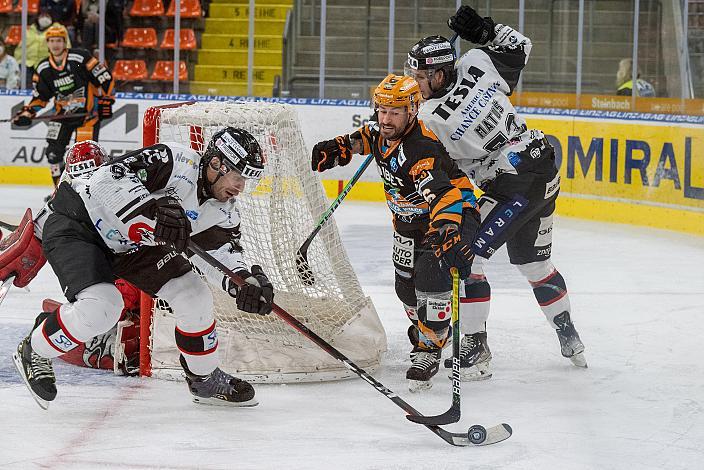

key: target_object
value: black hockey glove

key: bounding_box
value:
[98,96,115,120]
[13,107,34,127]
[153,198,192,253]
[448,5,496,45]
[311,135,353,172]
[225,265,274,315]
[430,223,474,279]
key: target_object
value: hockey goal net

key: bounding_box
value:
[139,101,386,382]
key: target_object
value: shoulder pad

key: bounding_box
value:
[35,61,50,74]
[67,52,86,64]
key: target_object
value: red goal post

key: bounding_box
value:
[138,101,387,382]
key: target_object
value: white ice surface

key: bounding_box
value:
[1,185,703,470]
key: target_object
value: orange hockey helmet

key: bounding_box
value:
[373,74,422,115]
[45,25,69,43]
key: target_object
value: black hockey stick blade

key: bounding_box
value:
[295,238,316,286]
[406,405,460,425]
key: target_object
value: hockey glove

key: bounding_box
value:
[98,96,115,120]
[12,107,34,127]
[153,198,192,253]
[448,5,496,45]
[430,223,474,279]
[311,135,353,172]
[225,265,274,315]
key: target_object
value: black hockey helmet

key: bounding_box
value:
[404,35,457,98]
[405,35,456,73]
[204,127,265,180]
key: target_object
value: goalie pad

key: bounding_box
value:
[0,209,47,288]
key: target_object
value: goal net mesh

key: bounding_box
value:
[143,101,386,382]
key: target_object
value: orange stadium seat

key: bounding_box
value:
[122,28,158,49]
[0,0,13,13]
[112,60,148,81]
[166,0,201,18]
[4,25,21,45]
[129,0,164,17]
[150,60,188,81]
[159,29,196,50]
[13,0,39,14]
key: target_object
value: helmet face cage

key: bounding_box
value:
[207,127,265,181]
[65,140,107,177]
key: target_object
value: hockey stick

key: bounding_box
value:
[295,153,374,286]
[0,112,89,124]
[189,241,511,447]
[0,220,19,232]
[407,267,461,425]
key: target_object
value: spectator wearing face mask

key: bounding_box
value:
[40,0,79,41]
[0,37,20,89]
[13,11,72,87]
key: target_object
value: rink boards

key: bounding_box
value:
[0,90,701,236]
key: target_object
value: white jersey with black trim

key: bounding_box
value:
[68,142,247,273]
[418,24,545,189]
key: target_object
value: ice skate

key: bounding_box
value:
[444,332,492,381]
[179,355,258,407]
[406,348,441,392]
[553,311,587,368]
[13,335,57,410]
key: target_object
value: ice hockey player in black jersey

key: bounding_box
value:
[403,6,587,378]
[312,74,480,392]
[12,127,274,409]
[12,24,115,190]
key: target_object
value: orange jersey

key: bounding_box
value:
[353,118,478,232]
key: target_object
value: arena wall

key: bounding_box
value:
[0,91,701,236]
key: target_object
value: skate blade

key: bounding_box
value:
[12,352,52,410]
[408,379,433,393]
[192,396,259,407]
[569,352,588,368]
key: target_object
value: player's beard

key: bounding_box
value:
[380,119,411,143]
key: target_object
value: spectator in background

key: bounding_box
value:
[40,0,78,43]
[78,0,125,50]
[13,10,72,87]
[616,58,656,97]
[0,37,20,89]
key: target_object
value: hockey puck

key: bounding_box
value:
[467,425,487,444]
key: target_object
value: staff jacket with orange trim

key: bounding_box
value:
[353,118,478,233]
[27,47,114,120]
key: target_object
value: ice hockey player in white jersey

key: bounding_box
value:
[404,5,586,378]
[11,127,274,409]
